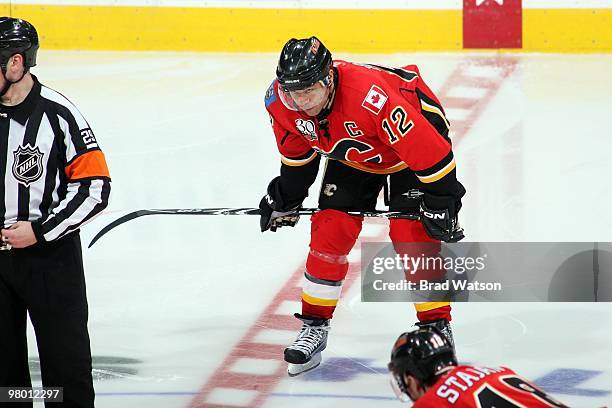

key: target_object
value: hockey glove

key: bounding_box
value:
[259,177,301,232]
[420,193,464,242]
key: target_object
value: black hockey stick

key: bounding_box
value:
[88,207,419,248]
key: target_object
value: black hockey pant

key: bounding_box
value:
[0,232,94,408]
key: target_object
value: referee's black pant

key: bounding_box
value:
[0,232,95,408]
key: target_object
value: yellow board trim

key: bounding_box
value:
[524,8,612,53]
[8,5,461,52]
[414,302,451,312]
[6,5,612,52]
[302,292,339,307]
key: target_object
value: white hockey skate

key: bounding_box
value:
[284,313,330,377]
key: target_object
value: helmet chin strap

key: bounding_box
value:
[0,65,27,97]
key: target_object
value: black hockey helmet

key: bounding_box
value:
[388,327,457,400]
[0,17,39,70]
[276,36,332,92]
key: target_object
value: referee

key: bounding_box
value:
[0,18,110,407]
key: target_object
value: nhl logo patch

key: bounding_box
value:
[361,85,388,115]
[12,144,44,187]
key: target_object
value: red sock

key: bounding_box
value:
[301,210,362,319]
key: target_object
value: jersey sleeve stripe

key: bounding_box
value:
[65,150,110,181]
[416,158,456,184]
[40,86,90,130]
[416,88,451,138]
[40,180,91,240]
[52,180,111,239]
[55,106,87,156]
[421,99,450,130]
[40,181,80,226]
[40,179,110,241]
[414,151,455,179]
[56,115,78,162]
[42,88,95,163]
[281,150,318,167]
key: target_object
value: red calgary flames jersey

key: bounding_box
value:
[264,61,455,184]
[415,365,568,408]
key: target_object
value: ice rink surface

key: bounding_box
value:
[25,50,612,407]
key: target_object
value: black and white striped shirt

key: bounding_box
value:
[0,75,111,242]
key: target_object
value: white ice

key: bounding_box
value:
[21,50,612,407]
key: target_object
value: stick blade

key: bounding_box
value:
[88,210,149,248]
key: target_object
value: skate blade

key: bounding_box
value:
[287,352,322,377]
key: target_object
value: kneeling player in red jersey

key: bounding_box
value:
[259,36,465,376]
[388,328,569,407]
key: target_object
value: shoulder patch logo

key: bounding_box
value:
[361,85,388,115]
[265,81,277,107]
[12,144,44,187]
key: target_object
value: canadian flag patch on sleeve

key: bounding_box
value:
[361,85,388,115]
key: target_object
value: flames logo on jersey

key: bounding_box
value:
[321,138,382,164]
[295,119,318,141]
[12,144,44,187]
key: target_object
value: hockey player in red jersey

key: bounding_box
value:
[388,328,569,407]
[259,36,465,376]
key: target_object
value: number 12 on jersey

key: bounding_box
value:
[382,106,414,144]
